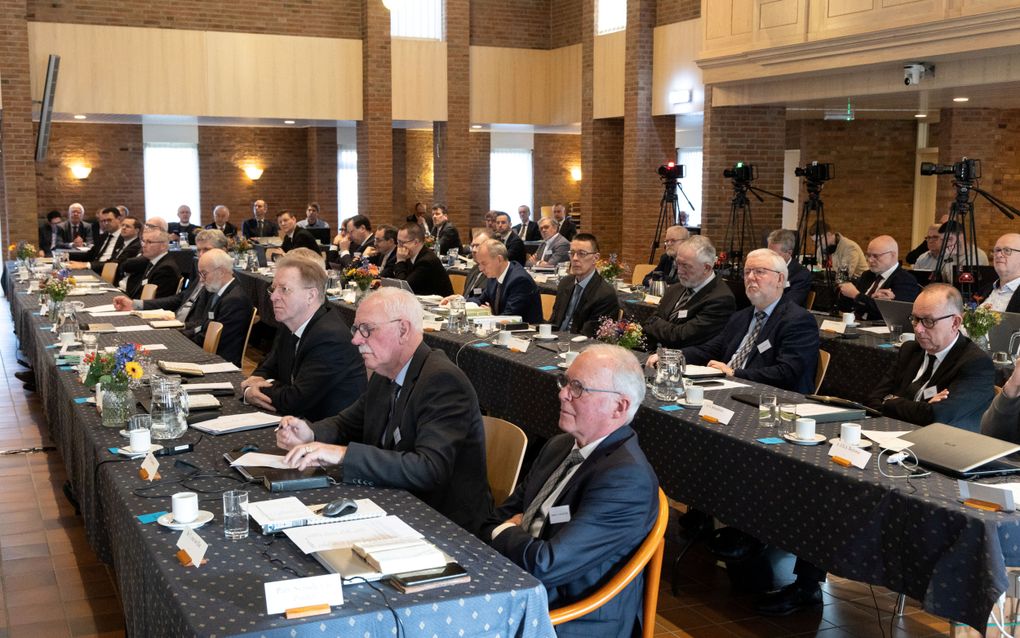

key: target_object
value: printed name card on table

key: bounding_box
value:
[828,440,870,469]
[644,294,662,305]
[504,336,530,353]
[265,573,343,617]
[958,481,1020,512]
[698,401,733,425]
[819,320,846,334]
[140,453,160,481]
[176,527,208,568]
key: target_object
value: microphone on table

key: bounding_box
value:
[155,443,194,457]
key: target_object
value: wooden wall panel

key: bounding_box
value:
[593,31,625,119]
[470,45,581,125]
[392,39,447,122]
[652,19,704,116]
[547,44,582,124]
[806,0,946,39]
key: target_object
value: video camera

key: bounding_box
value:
[722,162,755,183]
[920,158,981,182]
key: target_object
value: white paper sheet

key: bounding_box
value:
[188,412,281,434]
[85,304,116,313]
[114,325,155,332]
[696,379,750,392]
[684,364,726,378]
[793,403,860,417]
[859,326,891,335]
[231,452,292,470]
[91,311,132,317]
[284,515,422,554]
[197,362,240,374]
[183,381,233,391]
[862,430,912,445]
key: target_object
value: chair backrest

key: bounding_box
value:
[814,349,831,394]
[100,261,119,285]
[631,263,655,286]
[241,310,260,372]
[805,290,816,311]
[541,293,556,323]
[482,416,527,507]
[449,273,466,297]
[203,321,224,355]
[176,276,185,294]
[140,283,158,300]
[549,488,668,638]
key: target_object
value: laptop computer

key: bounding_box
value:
[305,227,332,244]
[897,422,1020,478]
[874,298,914,330]
[987,310,1020,353]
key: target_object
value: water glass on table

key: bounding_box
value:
[652,348,683,401]
[887,323,903,343]
[222,490,249,540]
[759,393,778,427]
[778,403,798,436]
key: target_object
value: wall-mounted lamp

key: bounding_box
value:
[244,165,264,181]
[70,164,92,180]
[570,167,582,182]
[669,89,693,106]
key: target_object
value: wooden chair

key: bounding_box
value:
[631,264,655,286]
[241,310,260,370]
[541,294,556,322]
[100,261,119,285]
[140,283,158,300]
[482,417,527,507]
[176,276,185,294]
[449,273,466,297]
[202,321,223,355]
[814,350,831,393]
[550,488,668,638]
[805,290,816,311]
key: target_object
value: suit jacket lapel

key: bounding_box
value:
[384,343,430,449]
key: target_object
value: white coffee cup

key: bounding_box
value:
[171,492,199,524]
[129,428,151,453]
[840,423,862,446]
[563,350,579,365]
[538,324,553,338]
[900,333,915,343]
[842,312,856,325]
[686,385,704,406]
[795,417,816,441]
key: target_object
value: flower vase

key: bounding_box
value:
[974,333,991,353]
[354,285,369,306]
[47,299,64,323]
[100,382,134,428]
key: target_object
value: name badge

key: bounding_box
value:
[208,311,215,320]
[549,505,571,524]
[757,339,772,354]
[922,386,937,400]
[676,310,688,319]
[472,288,482,296]
[140,278,149,286]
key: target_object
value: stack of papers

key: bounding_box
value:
[247,496,386,534]
[354,538,446,574]
[187,412,281,434]
[284,515,421,554]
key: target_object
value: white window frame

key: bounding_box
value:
[389,0,444,40]
[337,147,359,224]
[143,142,201,225]
[676,147,702,228]
[596,0,626,35]
[489,148,534,221]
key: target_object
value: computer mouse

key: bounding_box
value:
[322,497,358,518]
[239,444,259,453]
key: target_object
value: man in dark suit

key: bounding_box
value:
[430,205,462,256]
[553,203,577,241]
[392,223,454,296]
[331,214,375,269]
[866,283,995,431]
[643,235,735,349]
[527,217,570,267]
[242,199,278,239]
[978,233,1020,312]
[682,248,819,394]
[205,205,237,238]
[277,210,319,253]
[512,205,541,242]
[276,287,493,535]
[180,249,254,366]
[59,202,93,248]
[767,228,812,307]
[483,344,658,636]
[68,207,138,273]
[548,234,620,337]
[168,205,201,245]
[406,202,434,236]
[462,231,491,298]
[38,210,63,257]
[365,224,398,276]
[242,253,366,422]
[493,211,527,266]
[461,239,543,323]
[642,225,690,287]
[119,226,181,300]
[838,235,921,320]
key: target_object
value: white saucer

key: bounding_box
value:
[676,398,703,408]
[157,510,213,530]
[557,362,570,369]
[115,444,162,457]
[782,432,826,446]
[828,437,872,449]
[533,334,557,341]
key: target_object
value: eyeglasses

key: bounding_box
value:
[865,250,894,259]
[197,268,218,279]
[908,314,955,329]
[267,284,314,296]
[568,250,596,258]
[741,267,780,279]
[141,239,167,246]
[993,247,1020,256]
[397,239,418,247]
[663,239,683,246]
[925,235,941,241]
[351,319,400,338]
[555,372,623,400]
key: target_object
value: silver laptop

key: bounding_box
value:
[874,299,914,330]
[987,310,1020,353]
[898,422,1020,477]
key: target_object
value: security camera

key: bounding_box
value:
[903,63,927,86]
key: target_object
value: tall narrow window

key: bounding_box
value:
[143,143,201,224]
[489,149,533,218]
[337,148,359,224]
[677,148,703,228]
[596,0,626,35]
[389,0,444,40]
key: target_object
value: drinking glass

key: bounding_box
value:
[759,393,778,428]
[778,403,798,436]
[222,490,249,540]
[652,348,682,401]
[887,323,903,344]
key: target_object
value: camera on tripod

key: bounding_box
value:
[794,161,834,183]
[920,158,981,182]
[658,162,685,182]
[723,162,755,183]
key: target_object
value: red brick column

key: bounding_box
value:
[357,0,394,223]
[305,127,339,226]
[0,0,40,248]
[433,0,472,229]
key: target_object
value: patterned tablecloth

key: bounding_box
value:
[6,267,554,638]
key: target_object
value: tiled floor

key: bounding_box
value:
[0,296,1006,637]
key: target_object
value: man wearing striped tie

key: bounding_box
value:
[681,248,818,393]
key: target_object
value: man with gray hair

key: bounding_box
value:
[119,225,181,299]
[643,235,735,349]
[767,228,812,307]
[513,205,540,241]
[682,248,818,393]
[179,249,253,366]
[205,205,237,237]
[276,287,493,535]
[643,225,690,287]
[462,231,491,297]
[527,217,570,267]
[59,202,92,248]
[482,344,659,636]
[449,239,542,323]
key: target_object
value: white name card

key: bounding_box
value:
[264,573,343,615]
[698,400,733,425]
[141,453,160,482]
[176,527,208,568]
[505,336,531,353]
[820,320,846,334]
[644,294,662,305]
[828,440,871,469]
[958,480,1020,512]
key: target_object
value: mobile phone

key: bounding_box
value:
[390,563,468,588]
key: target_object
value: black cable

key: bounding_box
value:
[346,576,404,638]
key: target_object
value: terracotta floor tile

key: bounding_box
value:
[67,613,124,637]
[7,619,71,638]
[4,584,62,608]
[0,567,56,592]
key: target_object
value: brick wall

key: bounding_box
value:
[35,123,145,221]
[470,131,491,225]
[357,0,393,224]
[656,0,700,25]
[790,119,918,252]
[306,127,339,228]
[534,134,581,211]
[404,129,434,213]
[584,118,625,253]
[26,0,361,39]
[434,0,473,233]
[550,0,582,46]
[470,0,550,48]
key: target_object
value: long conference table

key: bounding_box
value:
[232,267,1020,632]
[5,266,553,638]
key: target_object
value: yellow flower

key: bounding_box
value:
[124,362,143,379]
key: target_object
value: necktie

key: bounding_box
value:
[521,449,585,535]
[381,381,402,448]
[559,283,583,332]
[668,288,693,321]
[728,310,768,370]
[175,284,204,322]
[866,274,884,296]
[909,354,939,401]
[493,281,504,315]
[142,261,154,281]
[667,261,677,283]
[50,228,58,250]
[97,234,114,261]
[538,241,548,262]
[519,224,527,239]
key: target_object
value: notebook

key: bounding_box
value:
[897,423,1020,478]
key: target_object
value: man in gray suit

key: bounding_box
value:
[527,217,570,267]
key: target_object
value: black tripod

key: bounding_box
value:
[649,177,695,264]
[719,179,792,274]
[796,180,838,311]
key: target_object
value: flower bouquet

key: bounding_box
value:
[596,254,627,282]
[595,316,646,350]
[43,269,76,302]
[963,304,1001,350]
[83,343,147,427]
[10,241,37,261]
[229,237,254,254]
[344,259,380,291]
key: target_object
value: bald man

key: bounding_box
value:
[838,235,921,321]
[979,233,1020,313]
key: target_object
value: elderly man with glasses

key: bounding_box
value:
[178,249,253,366]
[681,248,819,393]
[119,225,181,300]
[482,344,658,637]
[977,233,1020,312]
[866,282,994,430]
[548,234,620,337]
[275,287,493,536]
[642,225,690,287]
[838,235,921,321]
[241,252,365,421]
